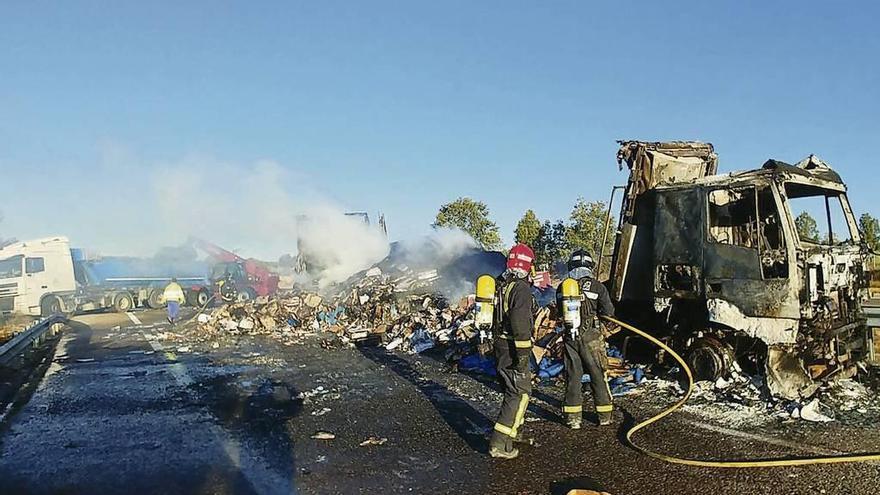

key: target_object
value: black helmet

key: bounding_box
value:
[567,249,594,271]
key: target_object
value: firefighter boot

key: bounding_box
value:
[598,411,613,426]
[488,432,519,459]
[565,413,582,430]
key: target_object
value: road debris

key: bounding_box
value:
[311,431,336,440]
[358,436,388,446]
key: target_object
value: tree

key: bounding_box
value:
[859,213,880,252]
[533,220,569,268]
[434,197,502,250]
[565,198,613,262]
[514,210,541,247]
[795,212,820,242]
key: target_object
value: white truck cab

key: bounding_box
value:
[0,237,77,316]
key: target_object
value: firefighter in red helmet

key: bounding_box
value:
[488,243,537,459]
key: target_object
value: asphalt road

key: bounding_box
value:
[1,310,879,495]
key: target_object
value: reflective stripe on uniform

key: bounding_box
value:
[501,282,516,315]
[494,422,515,438]
[596,404,614,413]
[562,405,583,413]
[602,371,613,405]
[585,291,599,300]
[512,394,530,435]
[495,335,533,349]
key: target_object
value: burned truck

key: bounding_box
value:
[608,141,874,398]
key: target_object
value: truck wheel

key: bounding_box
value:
[41,296,63,317]
[237,288,256,302]
[196,289,210,307]
[687,337,735,381]
[147,289,163,309]
[114,293,134,313]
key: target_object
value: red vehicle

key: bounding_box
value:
[189,238,280,304]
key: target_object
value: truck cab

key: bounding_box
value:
[0,237,77,316]
[610,142,872,398]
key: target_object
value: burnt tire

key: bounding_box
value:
[686,337,735,381]
[114,293,134,313]
[40,296,63,317]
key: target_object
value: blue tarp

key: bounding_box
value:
[459,354,497,376]
[318,306,345,325]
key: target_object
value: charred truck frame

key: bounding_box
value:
[608,141,874,399]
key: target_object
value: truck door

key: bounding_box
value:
[22,256,51,314]
[0,255,24,313]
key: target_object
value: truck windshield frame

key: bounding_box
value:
[784,183,855,246]
[0,255,24,279]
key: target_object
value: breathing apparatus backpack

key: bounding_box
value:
[560,277,599,339]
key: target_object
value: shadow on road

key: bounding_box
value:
[446,358,565,425]
[358,346,492,453]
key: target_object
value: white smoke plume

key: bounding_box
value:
[1,144,391,285]
[383,227,505,301]
[150,156,389,279]
[295,207,390,287]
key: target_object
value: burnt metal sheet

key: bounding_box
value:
[653,189,704,266]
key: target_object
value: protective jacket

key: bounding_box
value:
[489,271,536,453]
[162,282,186,304]
[555,275,615,421]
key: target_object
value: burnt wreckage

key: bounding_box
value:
[608,141,875,399]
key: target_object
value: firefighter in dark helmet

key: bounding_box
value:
[556,249,615,429]
[488,243,537,459]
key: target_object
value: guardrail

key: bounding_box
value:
[0,314,67,367]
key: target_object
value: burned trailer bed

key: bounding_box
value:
[608,141,872,399]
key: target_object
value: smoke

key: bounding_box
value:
[296,207,390,287]
[380,227,506,301]
[1,144,391,286]
[150,156,308,260]
[150,156,390,281]
[2,144,503,293]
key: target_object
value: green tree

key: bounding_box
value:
[533,220,569,268]
[859,213,880,251]
[514,210,542,247]
[434,197,502,250]
[565,198,613,262]
[795,211,820,242]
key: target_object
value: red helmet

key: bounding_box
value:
[507,243,535,273]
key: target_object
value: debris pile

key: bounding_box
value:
[189,266,479,355]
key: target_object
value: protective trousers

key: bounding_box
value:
[489,339,531,451]
[562,329,613,421]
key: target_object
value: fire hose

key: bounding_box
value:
[601,315,880,468]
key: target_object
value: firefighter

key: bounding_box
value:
[556,250,615,429]
[488,243,537,460]
[162,277,186,325]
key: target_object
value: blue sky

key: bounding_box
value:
[1,1,878,256]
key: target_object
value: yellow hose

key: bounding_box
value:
[601,315,880,468]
